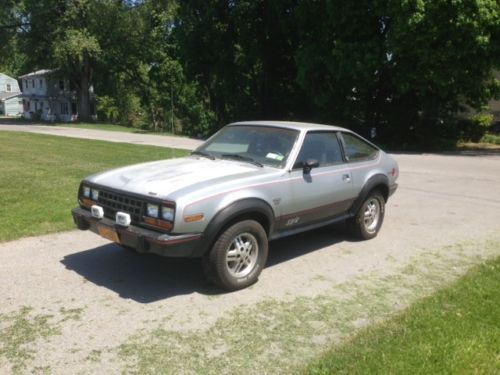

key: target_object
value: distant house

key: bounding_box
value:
[0,73,23,116]
[20,69,96,122]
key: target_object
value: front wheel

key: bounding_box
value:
[348,191,385,240]
[202,220,268,291]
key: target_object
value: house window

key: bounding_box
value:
[59,80,64,90]
[61,102,69,115]
[39,79,43,88]
[24,80,28,89]
[32,80,35,88]
[6,84,11,92]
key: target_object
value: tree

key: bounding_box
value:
[175,0,308,133]
[295,0,500,145]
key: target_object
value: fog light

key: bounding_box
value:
[91,205,104,219]
[116,212,131,227]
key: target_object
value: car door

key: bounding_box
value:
[278,131,357,230]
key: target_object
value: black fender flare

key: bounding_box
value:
[191,198,275,258]
[349,174,389,216]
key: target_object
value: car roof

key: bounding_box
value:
[229,121,348,132]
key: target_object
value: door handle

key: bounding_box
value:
[342,174,351,183]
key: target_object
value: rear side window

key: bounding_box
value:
[294,131,343,168]
[341,133,378,162]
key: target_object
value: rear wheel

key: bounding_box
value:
[348,191,385,240]
[203,220,268,291]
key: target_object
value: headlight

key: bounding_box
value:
[161,207,174,221]
[91,189,99,201]
[147,203,159,217]
[83,185,90,198]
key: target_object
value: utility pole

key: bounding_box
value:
[171,85,174,134]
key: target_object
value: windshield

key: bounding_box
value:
[194,125,299,168]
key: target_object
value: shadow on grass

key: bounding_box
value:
[61,223,350,303]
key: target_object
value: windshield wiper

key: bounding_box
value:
[221,154,263,167]
[191,150,215,160]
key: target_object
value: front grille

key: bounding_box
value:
[97,190,144,224]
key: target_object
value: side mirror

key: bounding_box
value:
[303,159,319,174]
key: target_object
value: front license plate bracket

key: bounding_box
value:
[98,225,120,243]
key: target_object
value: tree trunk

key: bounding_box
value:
[77,56,92,122]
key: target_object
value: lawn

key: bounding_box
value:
[0,117,177,135]
[57,122,177,135]
[306,256,500,374]
[0,131,188,242]
[59,122,149,133]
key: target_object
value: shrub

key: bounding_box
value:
[467,113,494,142]
[480,133,500,145]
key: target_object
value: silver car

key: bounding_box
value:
[72,121,398,290]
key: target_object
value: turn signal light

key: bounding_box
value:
[143,217,173,230]
[184,213,204,223]
[81,198,96,208]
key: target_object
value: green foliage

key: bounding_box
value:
[296,0,500,147]
[96,95,119,123]
[53,29,102,68]
[1,0,499,145]
[472,113,494,129]
[480,133,500,145]
[469,113,495,141]
[458,113,495,142]
[307,256,500,374]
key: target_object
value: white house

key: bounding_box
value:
[20,69,96,122]
[0,73,23,116]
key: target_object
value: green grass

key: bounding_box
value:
[0,116,178,135]
[0,131,188,242]
[306,256,500,374]
[59,122,145,133]
[57,122,173,134]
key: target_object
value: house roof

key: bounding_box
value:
[19,69,57,79]
[0,72,16,80]
[0,92,21,101]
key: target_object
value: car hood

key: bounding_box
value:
[86,156,264,199]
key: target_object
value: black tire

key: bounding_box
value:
[347,191,385,240]
[202,220,268,291]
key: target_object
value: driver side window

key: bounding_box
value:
[294,132,343,169]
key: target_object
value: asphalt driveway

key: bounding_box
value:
[0,122,203,150]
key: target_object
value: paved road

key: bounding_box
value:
[0,122,203,150]
[0,125,499,372]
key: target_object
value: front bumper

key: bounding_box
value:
[71,207,201,258]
